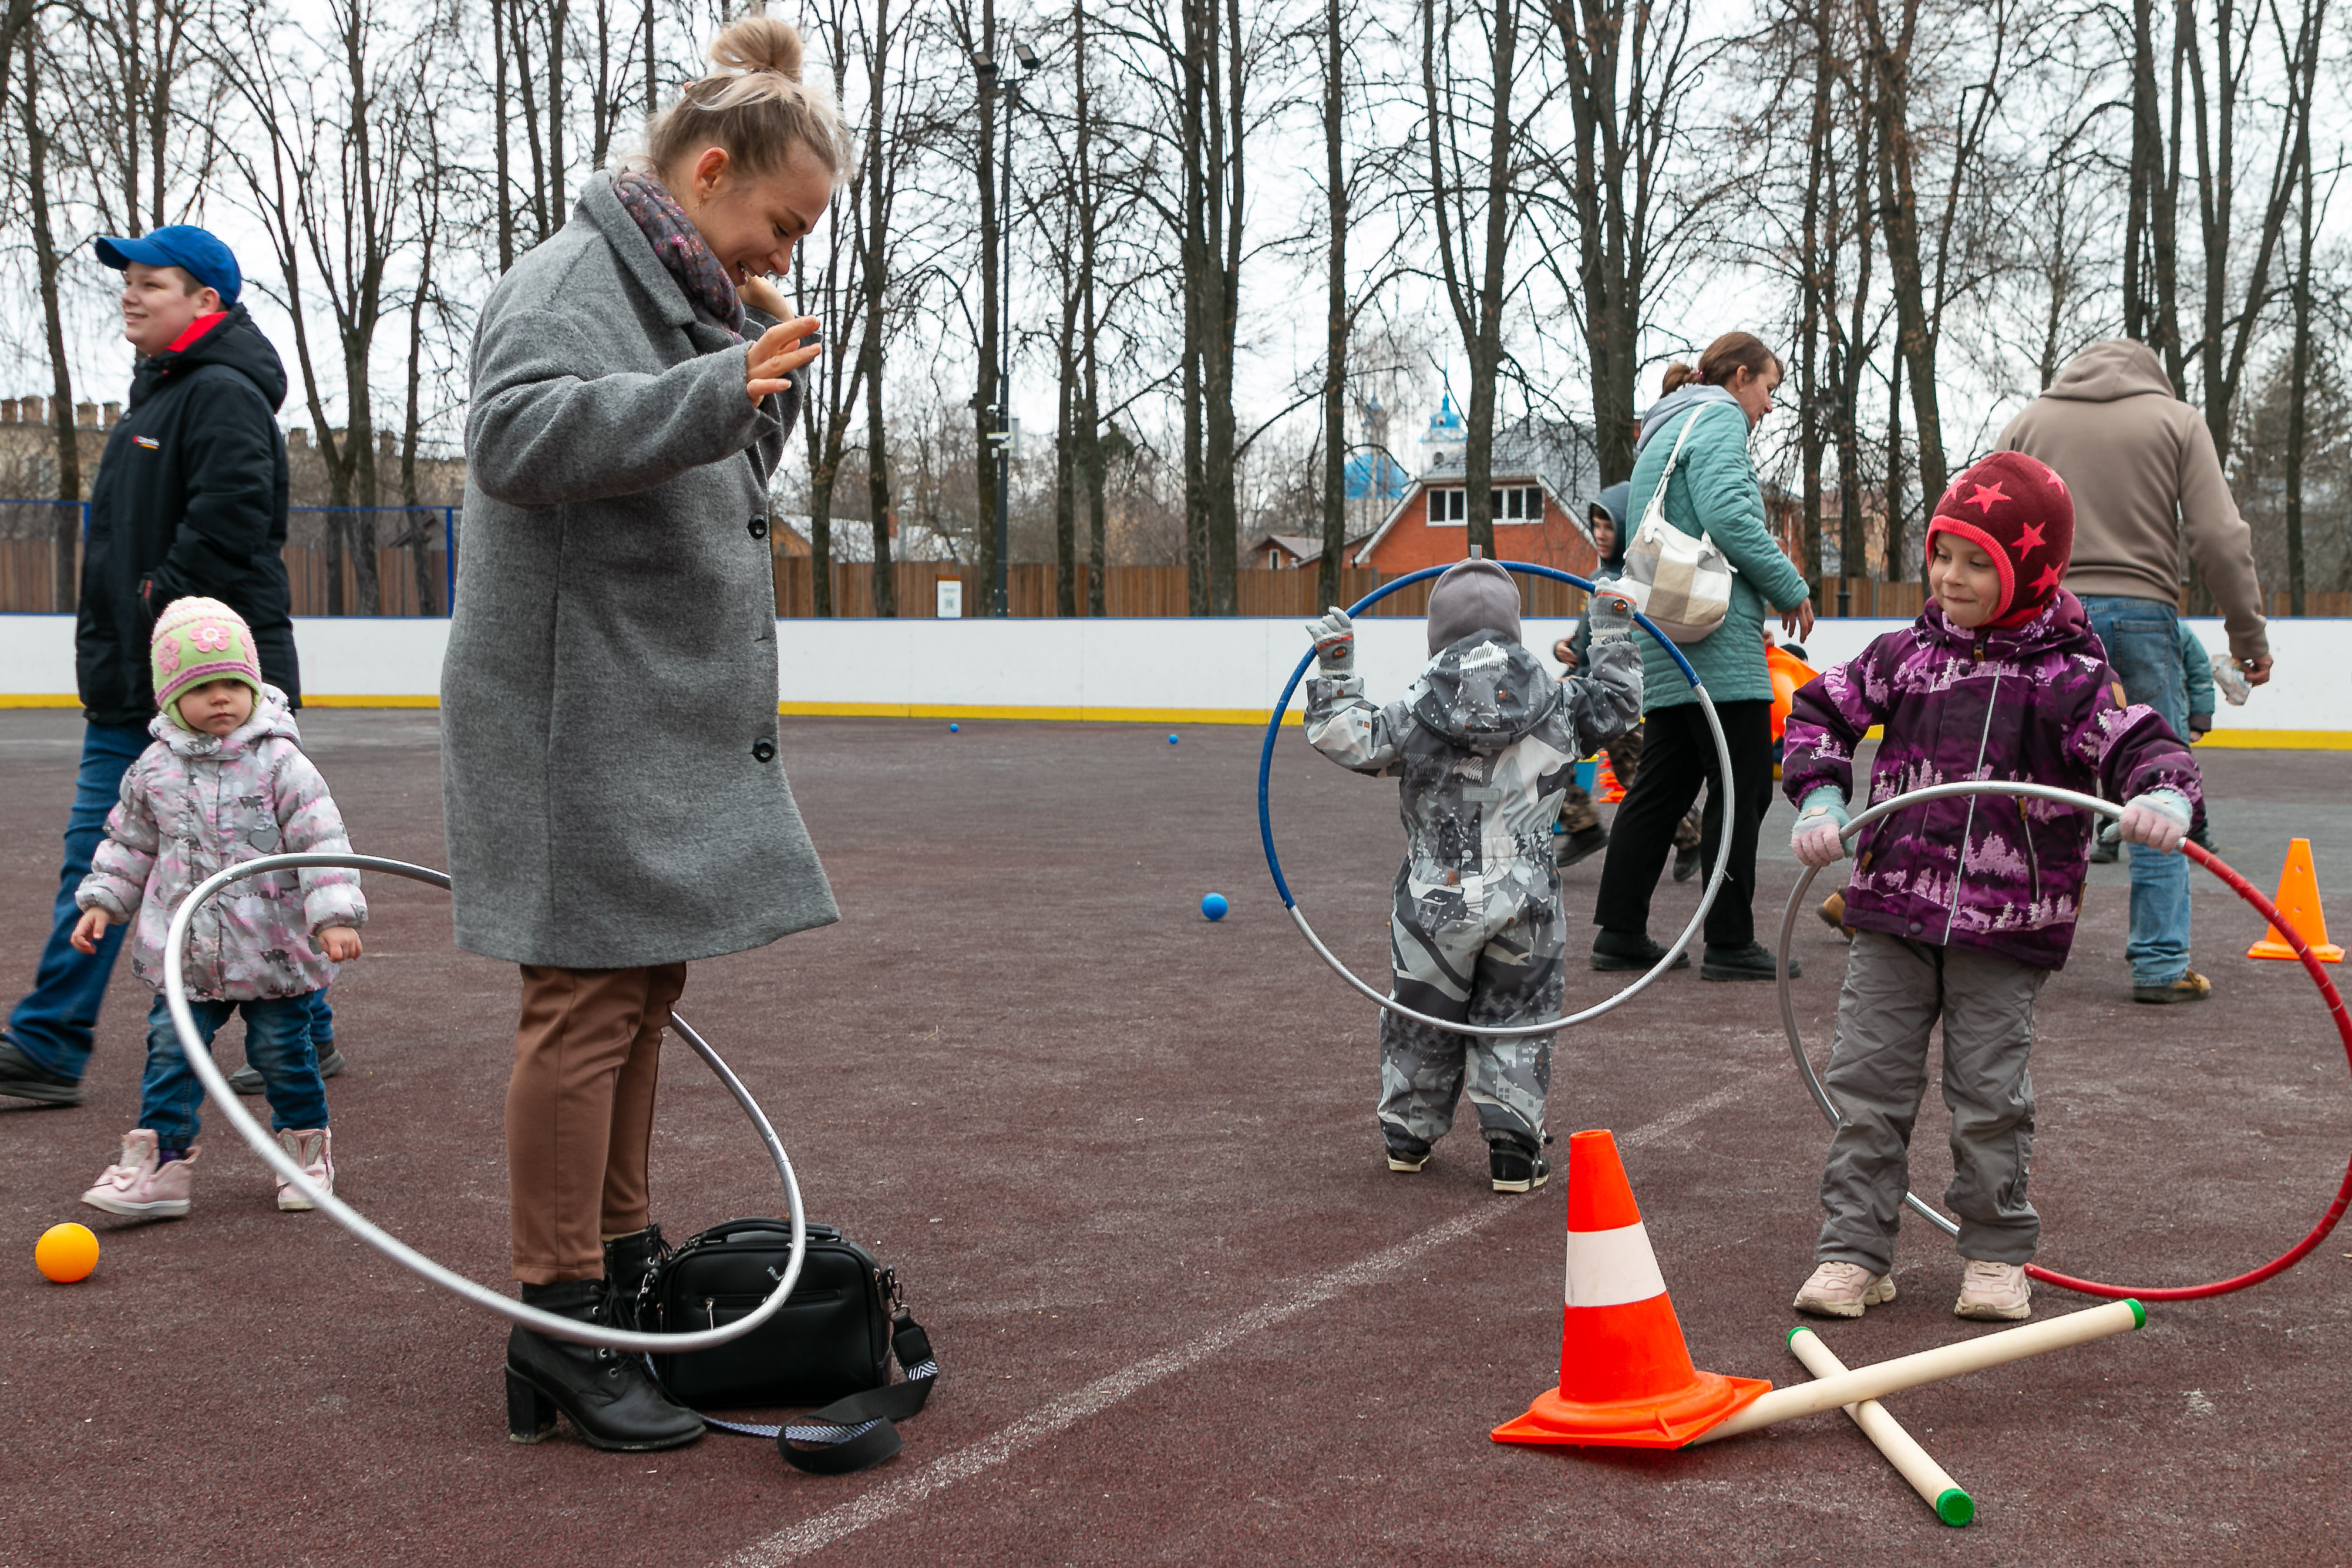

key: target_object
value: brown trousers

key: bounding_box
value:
[506,962,687,1284]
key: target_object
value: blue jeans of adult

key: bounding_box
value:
[4,720,149,1078]
[2081,594,2193,987]
[138,992,328,1149]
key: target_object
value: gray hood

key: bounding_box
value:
[1411,635,1561,755]
[2043,339,2175,402]
[1635,384,1739,453]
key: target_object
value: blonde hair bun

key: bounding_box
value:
[709,15,803,82]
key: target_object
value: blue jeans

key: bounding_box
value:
[138,993,328,1148]
[307,988,335,1046]
[2081,595,2192,985]
[4,721,150,1078]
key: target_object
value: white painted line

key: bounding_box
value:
[716,1076,1758,1567]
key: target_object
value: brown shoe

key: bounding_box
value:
[2132,970,2213,1005]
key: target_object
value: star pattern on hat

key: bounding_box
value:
[1966,483,2009,514]
[2033,563,2064,593]
[2017,520,2045,551]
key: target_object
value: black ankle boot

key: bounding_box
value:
[505,1278,704,1452]
[601,1224,665,1331]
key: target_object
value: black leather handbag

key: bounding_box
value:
[634,1217,938,1473]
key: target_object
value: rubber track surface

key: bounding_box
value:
[2,712,2347,1566]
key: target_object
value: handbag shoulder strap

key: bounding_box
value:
[694,1308,940,1475]
[1648,397,1738,503]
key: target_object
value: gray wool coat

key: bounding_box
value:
[442,175,839,969]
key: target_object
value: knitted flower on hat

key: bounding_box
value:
[1926,451,2075,628]
[150,596,262,727]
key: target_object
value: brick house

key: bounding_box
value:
[1350,398,1603,576]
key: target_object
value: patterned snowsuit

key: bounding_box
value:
[1307,634,1643,1154]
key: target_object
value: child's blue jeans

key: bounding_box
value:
[139,993,328,1149]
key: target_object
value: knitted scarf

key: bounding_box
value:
[610,170,745,338]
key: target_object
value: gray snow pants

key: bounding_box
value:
[1378,856,1563,1155]
[1817,931,2047,1273]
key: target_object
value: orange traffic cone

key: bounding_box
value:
[1595,756,1626,804]
[2247,837,2343,963]
[1492,1130,1769,1450]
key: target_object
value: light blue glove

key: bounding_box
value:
[1305,607,1355,675]
[1790,786,1850,867]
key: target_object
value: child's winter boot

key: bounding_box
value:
[81,1129,197,1219]
[1487,1134,1549,1193]
[275,1128,334,1212]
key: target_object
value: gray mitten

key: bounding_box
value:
[1585,590,1634,645]
[1305,607,1356,674]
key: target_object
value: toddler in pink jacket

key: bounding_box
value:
[73,597,366,1219]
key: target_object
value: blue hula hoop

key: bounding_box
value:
[1256,559,1732,1038]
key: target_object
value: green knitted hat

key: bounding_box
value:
[150,596,262,726]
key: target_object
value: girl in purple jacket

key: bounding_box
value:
[1780,452,2200,1323]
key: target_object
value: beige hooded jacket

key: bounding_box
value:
[1998,340,2267,661]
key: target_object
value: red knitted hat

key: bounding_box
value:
[1925,451,2075,628]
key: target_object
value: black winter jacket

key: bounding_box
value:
[77,306,300,725]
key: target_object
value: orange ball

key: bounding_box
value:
[35,1222,99,1284]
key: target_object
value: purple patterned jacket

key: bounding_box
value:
[1782,592,2200,970]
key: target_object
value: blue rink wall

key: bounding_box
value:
[3,612,2347,746]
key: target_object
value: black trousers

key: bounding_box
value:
[1593,699,1775,949]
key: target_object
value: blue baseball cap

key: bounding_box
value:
[95,226,241,308]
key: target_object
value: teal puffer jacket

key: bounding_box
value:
[1624,394,1810,709]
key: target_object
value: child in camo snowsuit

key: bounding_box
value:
[1304,560,1643,1192]
[1782,453,2200,1324]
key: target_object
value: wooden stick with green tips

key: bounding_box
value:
[1788,1327,1973,1526]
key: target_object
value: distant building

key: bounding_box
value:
[776,512,964,564]
[1249,530,1374,570]
[1351,399,1603,576]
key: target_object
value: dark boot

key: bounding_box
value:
[505,1279,704,1452]
[601,1224,665,1332]
[0,1037,84,1106]
[1590,929,1690,973]
[1555,824,1609,869]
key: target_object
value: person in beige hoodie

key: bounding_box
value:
[2000,338,2274,1006]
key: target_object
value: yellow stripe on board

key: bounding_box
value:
[0,694,82,708]
[2195,728,2352,751]
[778,701,1303,726]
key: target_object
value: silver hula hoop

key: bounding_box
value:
[1259,559,1737,1038]
[162,851,804,1351]
[1775,780,2126,1238]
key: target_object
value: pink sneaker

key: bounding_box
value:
[81,1130,197,1219]
[275,1128,334,1212]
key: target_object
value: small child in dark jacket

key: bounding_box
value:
[1304,561,1643,1192]
[1781,453,2200,1323]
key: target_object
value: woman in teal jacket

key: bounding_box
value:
[1591,332,1815,981]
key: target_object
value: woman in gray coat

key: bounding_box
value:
[445,15,847,1452]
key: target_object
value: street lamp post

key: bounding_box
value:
[974,44,1039,618]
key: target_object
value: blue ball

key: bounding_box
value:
[1200,893,1229,921]
[948,722,960,732]
[1168,733,1180,745]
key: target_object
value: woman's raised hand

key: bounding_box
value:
[1781,596,1815,640]
[748,315,823,405]
[737,274,793,319]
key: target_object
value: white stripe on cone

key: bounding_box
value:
[1565,1222,1669,1308]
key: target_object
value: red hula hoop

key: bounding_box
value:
[2027,840,2352,1301]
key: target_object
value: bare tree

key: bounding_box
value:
[16,18,80,610]
[1543,0,1712,486]
[1416,0,1545,558]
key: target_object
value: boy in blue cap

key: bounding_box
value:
[0,226,329,1107]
